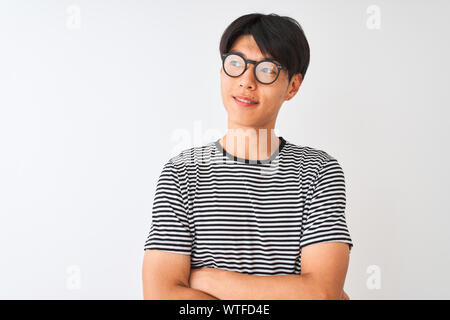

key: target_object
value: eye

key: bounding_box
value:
[261,67,276,74]
[230,60,243,67]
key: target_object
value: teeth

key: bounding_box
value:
[236,97,255,104]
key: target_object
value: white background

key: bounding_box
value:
[0,0,449,299]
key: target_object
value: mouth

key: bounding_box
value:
[233,96,259,107]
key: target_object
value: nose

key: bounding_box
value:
[239,63,257,90]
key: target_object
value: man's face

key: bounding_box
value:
[220,34,301,129]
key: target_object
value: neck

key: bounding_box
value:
[220,127,280,161]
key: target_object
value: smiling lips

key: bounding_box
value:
[233,95,258,106]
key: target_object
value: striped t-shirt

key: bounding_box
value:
[144,136,353,275]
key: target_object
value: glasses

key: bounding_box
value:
[221,52,287,85]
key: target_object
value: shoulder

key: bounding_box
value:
[163,141,217,171]
[284,139,341,170]
[283,139,346,188]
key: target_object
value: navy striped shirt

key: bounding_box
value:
[144,136,353,275]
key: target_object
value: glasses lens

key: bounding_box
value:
[255,61,279,84]
[223,54,245,76]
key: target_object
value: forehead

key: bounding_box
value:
[229,35,276,61]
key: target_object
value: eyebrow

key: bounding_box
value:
[229,49,280,64]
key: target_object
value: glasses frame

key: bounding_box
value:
[221,52,287,85]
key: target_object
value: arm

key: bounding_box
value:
[189,242,350,300]
[142,249,219,300]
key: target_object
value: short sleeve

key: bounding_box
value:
[144,159,193,255]
[300,157,354,252]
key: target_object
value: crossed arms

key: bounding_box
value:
[142,241,350,300]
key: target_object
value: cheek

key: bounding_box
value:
[220,76,233,100]
[259,89,284,110]
[220,72,231,88]
[266,84,286,103]
[220,78,227,96]
[220,79,232,109]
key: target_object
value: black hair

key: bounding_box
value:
[219,13,310,83]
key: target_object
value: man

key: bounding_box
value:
[142,13,353,300]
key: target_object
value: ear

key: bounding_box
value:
[285,74,303,101]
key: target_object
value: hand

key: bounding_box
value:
[340,290,350,300]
